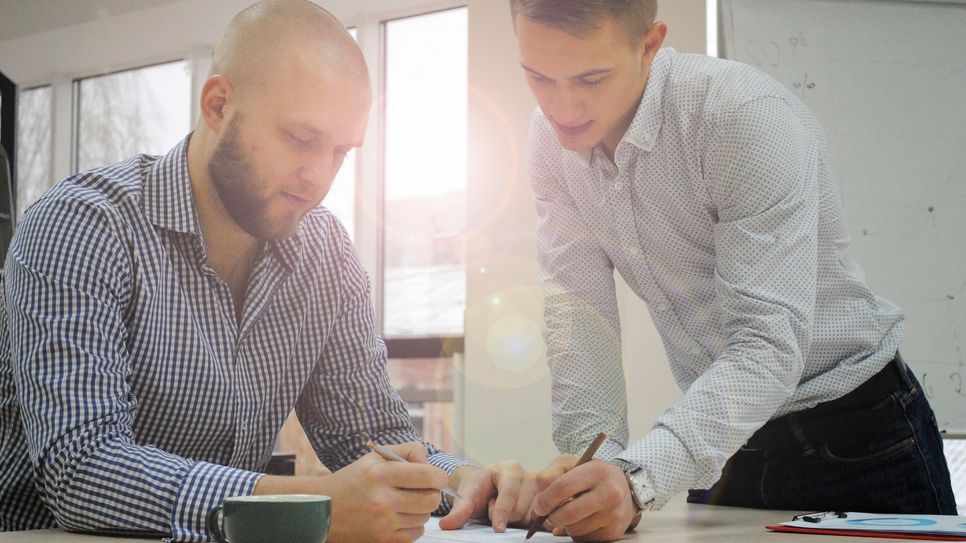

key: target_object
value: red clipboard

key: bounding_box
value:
[767,523,966,541]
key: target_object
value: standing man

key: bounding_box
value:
[510,0,956,540]
[0,1,535,541]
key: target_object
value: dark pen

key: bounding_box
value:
[526,432,608,540]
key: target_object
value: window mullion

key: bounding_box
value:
[51,78,74,180]
[353,16,387,335]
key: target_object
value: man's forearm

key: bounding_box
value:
[253,474,327,495]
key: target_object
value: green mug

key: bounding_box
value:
[206,494,332,543]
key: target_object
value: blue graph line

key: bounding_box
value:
[847,518,938,527]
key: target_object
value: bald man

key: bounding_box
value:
[0,1,536,541]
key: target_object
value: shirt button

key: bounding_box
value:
[655,303,671,312]
[627,246,641,256]
[690,347,704,356]
[613,182,624,191]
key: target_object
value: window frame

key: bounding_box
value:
[0,70,17,265]
[1,70,17,218]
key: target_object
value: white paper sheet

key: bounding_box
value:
[418,517,572,542]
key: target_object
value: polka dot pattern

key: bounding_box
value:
[528,48,905,508]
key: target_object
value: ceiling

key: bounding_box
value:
[0,0,184,41]
[0,0,444,42]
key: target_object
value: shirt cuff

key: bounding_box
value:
[167,461,264,542]
[597,438,626,460]
[620,426,698,511]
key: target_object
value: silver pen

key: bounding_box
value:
[366,440,463,501]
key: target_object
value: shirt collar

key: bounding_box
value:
[142,134,202,236]
[622,48,671,152]
[573,47,673,168]
[142,133,303,272]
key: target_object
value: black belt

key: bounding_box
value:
[744,356,908,452]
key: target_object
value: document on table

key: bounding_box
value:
[418,517,572,542]
[767,512,966,540]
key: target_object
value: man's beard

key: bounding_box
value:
[208,115,302,240]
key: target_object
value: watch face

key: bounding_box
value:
[610,460,656,510]
[627,470,656,510]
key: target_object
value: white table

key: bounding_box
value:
[0,496,924,542]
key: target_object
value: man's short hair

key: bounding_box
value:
[509,0,657,42]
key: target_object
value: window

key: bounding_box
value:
[16,85,52,214]
[323,27,359,240]
[326,150,357,241]
[76,60,191,172]
[383,8,467,338]
[378,7,468,456]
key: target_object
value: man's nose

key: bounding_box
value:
[548,87,584,124]
[298,150,335,187]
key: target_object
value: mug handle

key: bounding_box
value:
[206,504,229,543]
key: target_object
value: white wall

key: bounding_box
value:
[463,1,707,469]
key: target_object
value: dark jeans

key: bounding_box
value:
[688,355,957,514]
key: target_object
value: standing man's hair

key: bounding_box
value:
[509,0,657,41]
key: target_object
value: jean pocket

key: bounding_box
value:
[816,392,919,465]
[819,435,917,464]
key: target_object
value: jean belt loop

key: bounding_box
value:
[893,351,916,392]
[786,412,817,456]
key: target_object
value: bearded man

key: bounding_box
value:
[0,1,536,541]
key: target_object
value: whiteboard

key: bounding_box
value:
[720,0,966,435]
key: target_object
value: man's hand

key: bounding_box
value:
[438,461,539,532]
[532,455,641,542]
[322,442,448,543]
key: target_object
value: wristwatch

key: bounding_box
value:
[608,458,656,513]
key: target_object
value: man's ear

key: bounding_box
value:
[199,74,234,134]
[640,21,668,64]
